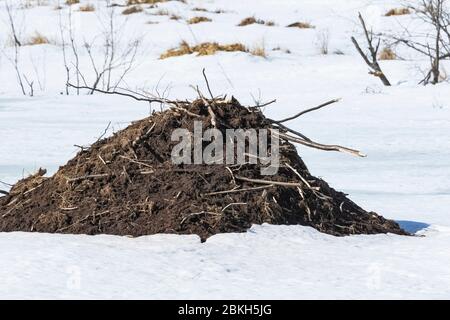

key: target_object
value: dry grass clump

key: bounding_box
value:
[378,47,396,60]
[160,41,247,59]
[238,16,274,26]
[25,32,50,45]
[385,7,411,16]
[79,4,95,12]
[249,43,267,58]
[287,21,315,29]
[238,16,261,26]
[187,16,212,24]
[122,5,143,15]
[65,0,79,5]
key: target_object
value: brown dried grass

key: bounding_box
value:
[378,47,396,60]
[287,21,315,29]
[385,7,411,16]
[79,4,95,12]
[187,16,212,24]
[160,41,247,59]
[238,16,274,26]
[122,5,143,15]
[25,32,50,46]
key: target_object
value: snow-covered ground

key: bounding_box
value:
[1,0,450,299]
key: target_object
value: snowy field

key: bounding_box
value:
[0,0,450,299]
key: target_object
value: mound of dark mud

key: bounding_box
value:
[0,96,407,241]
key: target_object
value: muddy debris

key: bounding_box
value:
[0,95,408,241]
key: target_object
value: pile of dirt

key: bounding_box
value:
[0,96,407,241]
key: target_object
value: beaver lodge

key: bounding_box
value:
[0,84,407,241]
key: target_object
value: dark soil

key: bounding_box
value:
[0,97,408,241]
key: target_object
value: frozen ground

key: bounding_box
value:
[0,0,450,299]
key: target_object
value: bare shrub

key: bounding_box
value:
[58,2,142,94]
[65,0,79,5]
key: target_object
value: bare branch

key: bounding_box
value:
[351,12,391,86]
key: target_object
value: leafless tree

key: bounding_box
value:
[58,0,71,95]
[351,12,392,86]
[387,0,450,85]
[4,1,26,95]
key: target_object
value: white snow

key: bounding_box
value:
[0,0,450,299]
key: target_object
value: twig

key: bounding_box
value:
[59,207,78,211]
[66,174,110,183]
[222,203,247,212]
[274,99,340,123]
[119,155,153,168]
[0,180,13,187]
[253,99,277,108]
[284,162,316,190]
[225,166,236,185]
[269,121,311,141]
[172,106,202,118]
[180,211,221,225]
[23,183,44,195]
[235,176,303,187]
[203,185,274,196]
[0,190,9,196]
[67,83,173,104]
[56,210,110,232]
[272,130,366,157]
[202,68,214,100]
[96,121,111,142]
[351,12,391,86]
[98,155,107,165]
[74,144,89,151]
[208,106,218,127]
